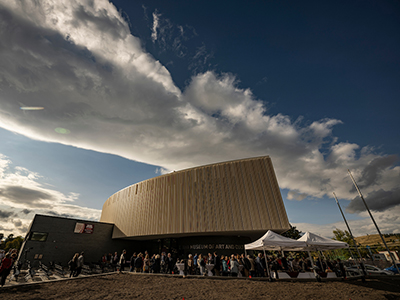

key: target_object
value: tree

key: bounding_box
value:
[332,228,371,259]
[3,236,23,252]
[332,228,354,245]
[0,234,23,252]
[281,225,302,239]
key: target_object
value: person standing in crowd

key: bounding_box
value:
[152,254,161,273]
[0,250,5,261]
[165,253,175,274]
[101,254,107,264]
[143,254,150,273]
[230,254,239,277]
[73,252,84,277]
[221,255,228,276]
[281,255,288,271]
[247,254,256,277]
[112,252,119,271]
[198,254,205,275]
[130,252,137,272]
[207,253,213,264]
[68,253,79,278]
[193,253,198,275]
[134,253,143,273]
[187,254,194,275]
[0,253,13,287]
[241,254,250,277]
[119,250,127,273]
[160,252,167,274]
[255,253,265,277]
[337,258,346,279]
[271,256,280,279]
[150,254,156,272]
[236,254,243,276]
[213,252,221,276]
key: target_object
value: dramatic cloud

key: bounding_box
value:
[0,0,399,221]
[0,186,56,207]
[0,210,14,219]
[347,188,400,213]
[0,153,101,236]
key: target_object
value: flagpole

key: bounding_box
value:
[333,192,366,277]
[348,169,400,274]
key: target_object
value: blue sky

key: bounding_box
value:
[0,0,399,238]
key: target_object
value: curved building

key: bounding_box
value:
[100,156,290,245]
[20,156,291,265]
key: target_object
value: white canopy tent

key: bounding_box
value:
[244,231,350,281]
[297,232,350,280]
[245,230,307,279]
[297,232,349,250]
[245,230,307,251]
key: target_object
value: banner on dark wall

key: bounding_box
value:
[74,223,94,234]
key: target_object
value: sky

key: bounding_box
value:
[0,0,399,239]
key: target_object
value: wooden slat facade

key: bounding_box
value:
[100,156,290,238]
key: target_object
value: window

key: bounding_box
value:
[29,232,48,242]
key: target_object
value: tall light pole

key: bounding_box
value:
[348,169,400,274]
[333,192,366,277]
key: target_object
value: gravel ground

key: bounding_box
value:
[1,273,400,300]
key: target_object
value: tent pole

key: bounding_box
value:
[317,251,324,272]
[263,248,271,279]
[333,192,366,277]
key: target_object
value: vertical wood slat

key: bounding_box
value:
[100,156,290,237]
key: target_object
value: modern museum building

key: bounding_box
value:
[19,156,291,266]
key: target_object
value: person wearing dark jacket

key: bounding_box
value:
[281,255,288,270]
[255,253,265,277]
[213,252,221,276]
[152,254,161,273]
[130,253,137,272]
[134,253,143,273]
[69,253,79,277]
[241,253,251,277]
[165,253,175,274]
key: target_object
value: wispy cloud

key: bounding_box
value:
[0,0,399,233]
[151,9,161,43]
[148,8,198,58]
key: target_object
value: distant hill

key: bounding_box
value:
[355,233,400,249]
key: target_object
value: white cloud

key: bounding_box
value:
[155,167,170,175]
[0,153,101,237]
[151,10,160,43]
[287,191,308,201]
[0,0,398,225]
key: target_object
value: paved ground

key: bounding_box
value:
[1,272,400,300]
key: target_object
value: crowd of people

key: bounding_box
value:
[0,249,18,287]
[0,247,348,286]
[68,252,85,277]
[94,250,348,278]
